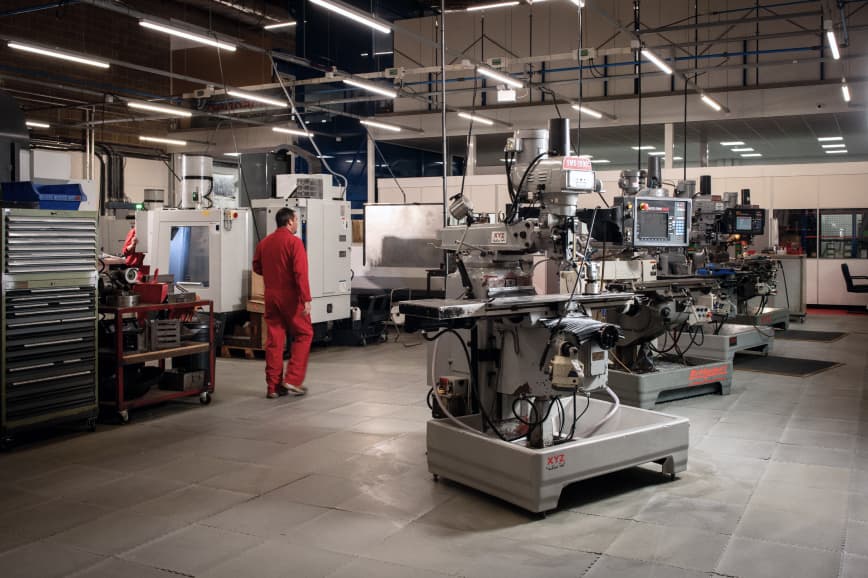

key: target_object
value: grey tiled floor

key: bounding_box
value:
[0,313,866,577]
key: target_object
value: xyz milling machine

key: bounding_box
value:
[399,120,689,514]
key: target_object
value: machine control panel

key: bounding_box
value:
[722,208,765,236]
[626,196,692,248]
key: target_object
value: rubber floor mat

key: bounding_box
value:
[775,330,846,342]
[734,355,841,377]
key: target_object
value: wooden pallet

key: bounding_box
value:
[220,344,265,359]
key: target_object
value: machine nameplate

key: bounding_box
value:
[561,156,592,171]
[545,454,566,471]
[490,231,507,244]
[688,365,730,386]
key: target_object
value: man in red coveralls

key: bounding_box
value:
[122,226,145,268]
[252,208,313,399]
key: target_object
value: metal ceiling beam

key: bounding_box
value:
[640,10,821,34]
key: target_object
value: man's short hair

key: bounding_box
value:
[275,207,296,228]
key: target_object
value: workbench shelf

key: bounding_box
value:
[98,300,215,423]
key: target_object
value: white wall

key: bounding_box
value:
[124,158,170,204]
[378,160,868,306]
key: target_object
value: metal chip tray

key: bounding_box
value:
[399,292,635,321]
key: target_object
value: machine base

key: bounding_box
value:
[608,358,733,409]
[426,399,689,514]
[676,323,774,361]
[732,306,790,330]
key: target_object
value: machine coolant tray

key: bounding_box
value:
[427,399,689,514]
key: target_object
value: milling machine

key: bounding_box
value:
[399,120,689,514]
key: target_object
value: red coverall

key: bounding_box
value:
[122,227,145,268]
[252,227,313,394]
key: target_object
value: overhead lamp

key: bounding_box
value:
[477,66,523,89]
[466,1,519,11]
[139,20,237,51]
[264,21,297,30]
[25,121,50,129]
[822,143,846,148]
[826,149,848,154]
[740,153,762,158]
[817,136,843,142]
[360,51,394,56]
[342,78,398,99]
[590,159,610,164]
[825,21,840,60]
[648,152,666,156]
[360,119,402,132]
[272,126,312,138]
[457,112,494,126]
[308,0,392,34]
[700,94,723,112]
[8,41,109,69]
[640,48,673,75]
[731,147,754,152]
[569,0,586,6]
[842,79,851,103]
[571,104,603,119]
[673,156,683,161]
[226,89,288,108]
[720,141,744,146]
[631,145,655,150]
[224,152,241,157]
[128,101,193,118]
[139,136,187,146]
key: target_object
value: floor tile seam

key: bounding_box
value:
[752,472,853,495]
[608,515,737,541]
[324,555,463,578]
[66,554,195,578]
[43,515,194,559]
[13,471,138,500]
[733,522,848,554]
[123,483,259,523]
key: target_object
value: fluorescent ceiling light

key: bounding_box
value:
[457,112,494,126]
[569,0,586,6]
[25,121,50,129]
[700,94,722,111]
[673,156,683,161]
[741,153,762,158]
[317,155,335,159]
[8,41,109,69]
[720,141,744,146]
[817,136,843,142]
[571,104,603,119]
[822,143,846,148]
[264,21,297,30]
[648,151,666,156]
[342,78,398,99]
[466,1,519,11]
[477,66,523,89]
[224,152,241,157]
[139,136,187,146]
[272,126,312,137]
[360,119,401,132]
[128,101,192,118]
[631,145,655,150]
[226,89,288,108]
[731,147,754,152]
[360,51,393,56]
[826,149,848,154]
[309,0,392,34]
[139,20,237,51]
[590,159,610,164]
[641,48,673,75]
[842,83,851,103]
[827,30,840,60]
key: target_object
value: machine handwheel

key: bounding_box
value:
[119,410,130,424]
[200,392,212,405]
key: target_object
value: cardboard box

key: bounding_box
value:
[251,272,265,299]
[247,298,265,314]
[352,220,364,244]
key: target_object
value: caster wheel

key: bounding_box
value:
[86,418,97,433]
[379,333,388,343]
[199,392,212,405]
[669,472,677,481]
[432,474,440,482]
[360,338,367,347]
[118,410,129,424]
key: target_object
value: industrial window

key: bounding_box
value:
[819,209,868,259]
[774,209,818,258]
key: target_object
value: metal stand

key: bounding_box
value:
[732,306,791,330]
[608,358,733,409]
[676,323,774,361]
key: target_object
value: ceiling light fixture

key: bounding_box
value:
[631,145,655,150]
[673,156,683,161]
[700,94,723,111]
[640,48,673,75]
[825,21,840,60]
[466,1,520,12]
[128,101,193,118]
[264,21,297,30]
[342,78,398,99]
[569,0,586,6]
[8,41,109,69]
[740,153,762,158]
[139,20,237,51]
[139,136,187,146]
[272,126,312,137]
[571,104,603,119]
[648,151,666,156]
[842,79,851,103]
[360,119,402,132]
[826,149,848,154]
[25,121,50,129]
[226,89,288,108]
[360,51,394,56]
[817,136,843,142]
[590,159,610,164]
[224,152,241,157]
[308,0,392,34]
[731,147,754,152]
[720,141,744,146]
[457,112,494,126]
[477,66,524,89]
[822,143,846,148]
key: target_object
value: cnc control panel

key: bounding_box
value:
[623,196,692,248]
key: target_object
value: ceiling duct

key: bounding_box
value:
[174,0,293,28]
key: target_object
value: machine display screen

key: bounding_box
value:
[169,226,210,286]
[736,216,753,232]
[638,211,669,239]
[724,208,765,235]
